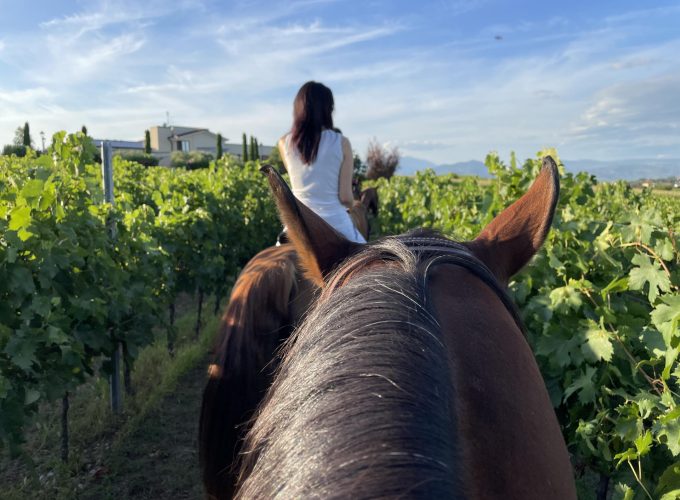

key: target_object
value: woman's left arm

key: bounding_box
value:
[339,137,355,208]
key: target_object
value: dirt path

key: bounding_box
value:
[80,362,208,499]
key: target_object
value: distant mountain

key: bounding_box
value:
[397,157,490,177]
[396,156,679,181]
[397,156,438,175]
[564,159,680,181]
[435,160,489,178]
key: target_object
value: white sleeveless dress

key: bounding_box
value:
[282,130,366,243]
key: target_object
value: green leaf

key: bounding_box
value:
[634,430,653,457]
[652,296,680,347]
[614,447,638,466]
[665,347,680,381]
[0,375,11,399]
[24,388,40,405]
[612,482,635,500]
[8,205,32,231]
[20,179,44,207]
[581,328,614,362]
[656,238,676,261]
[564,366,598,404]
[549,284,583,313]
[655,407,680,456]
[600,276,629,300]
[31,295,52,317]
[10,266,35,295]
[3,336,37,371]
[640,328,666,358]
[628,253,671,303]
[656,462,680,499]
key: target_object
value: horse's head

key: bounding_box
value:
[260,157,558,289]
[242,161,573,499]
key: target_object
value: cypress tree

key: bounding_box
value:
[216,133,223,160]
[23,122,31,148]
[145,130,152,154]
[249,136,256,161]
[255,138,260,160]
[242,132,248,162]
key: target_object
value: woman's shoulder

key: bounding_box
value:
[322,128,348,144]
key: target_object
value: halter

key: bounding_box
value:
[397,235,526,335]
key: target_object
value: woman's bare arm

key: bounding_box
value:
[339,137,355,208]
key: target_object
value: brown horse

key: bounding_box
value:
[360,186,378,216]
[232,158,576,498]
[199,197,373,499]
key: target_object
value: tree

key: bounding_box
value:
[353,153,367,180]
[145,130,152,154]
[13,126,23,146]
[117,151,159,167]
[216,133,223,160]
[366,139,400,180]
[2,144,27,157]
[242,133,248,162]
[250,136,257,161]
[23,122,32,148]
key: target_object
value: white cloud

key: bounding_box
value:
[1,2,679,164]
[0,87,53,105]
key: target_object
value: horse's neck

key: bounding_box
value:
[427,264,576,499]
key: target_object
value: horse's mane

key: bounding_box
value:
[236,233,465,498]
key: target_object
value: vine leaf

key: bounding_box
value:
[3,336,37,372]
[656,462,680,499]
[654,407,680,456]
[564,366,598,404]
[629,254,671,303]
[582,328,614,362]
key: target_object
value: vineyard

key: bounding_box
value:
[1,134,679,499]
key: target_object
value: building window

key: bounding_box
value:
[176,140,189,152]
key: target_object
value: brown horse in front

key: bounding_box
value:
[231,158,576,498]
[199,195,373,499]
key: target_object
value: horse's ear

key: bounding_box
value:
[261,165,361,286]
[468,156,560,285]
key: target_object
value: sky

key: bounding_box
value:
[1,0,679,164]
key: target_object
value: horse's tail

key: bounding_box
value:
[199,245,304,499]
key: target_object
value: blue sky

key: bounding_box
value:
[1,0,679,164]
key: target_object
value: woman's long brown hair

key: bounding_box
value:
[291,81,334,164]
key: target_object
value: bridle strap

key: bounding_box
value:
[398,236,526,335]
